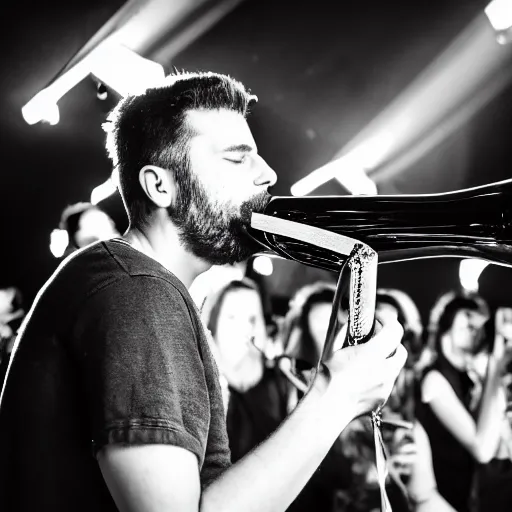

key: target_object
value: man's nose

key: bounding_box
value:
[253,156,277,188]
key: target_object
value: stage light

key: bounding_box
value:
[291,135,390,196]
[49,229,69,258]
[90,42,165,96]
[459,258,490,292]
[291,11,512,193]
[485,0,512,32]
[21,42,165,126]
[252,255,274,276]
[21,91,60,125]
[21,0,251,126]
[291,152,379,196]
[91,177,116,205]
[90,167,119,205]
[336,168,378,195]
[485,0,512,44]
[21,51,94,126]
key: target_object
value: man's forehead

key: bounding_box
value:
[185,108,256,149]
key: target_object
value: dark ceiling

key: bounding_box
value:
[1,0,511,320]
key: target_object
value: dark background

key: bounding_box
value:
[1,0,511,323]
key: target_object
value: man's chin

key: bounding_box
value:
[240,191,272,223]
[218,220,268,264]
[181,191,272,266]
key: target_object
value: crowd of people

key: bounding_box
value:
[3,267,509,511]
[195,275,512,512]
[0,71,510,511]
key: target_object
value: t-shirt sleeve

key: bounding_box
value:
[71,275,210,465]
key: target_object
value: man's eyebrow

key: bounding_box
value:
[223,144,256,153]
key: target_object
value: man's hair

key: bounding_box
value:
[103,71,258,227]
[59,202,99,248]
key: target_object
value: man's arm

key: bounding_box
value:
[99,444,201,512]
[98,316,406,512]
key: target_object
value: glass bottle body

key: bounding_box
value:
[249,179,512,272]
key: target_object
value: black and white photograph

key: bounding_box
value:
[0,1,512,511]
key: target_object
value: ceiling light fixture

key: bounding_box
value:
[49,229,69,258]
[90,168,119,205]
[21,42,165,126]
[459,258,490,292]
[485,0,512,44]
[252,255,274,276]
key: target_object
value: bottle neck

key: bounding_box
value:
[249,179,512,272]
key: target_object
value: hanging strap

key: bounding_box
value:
[372,411,392,512]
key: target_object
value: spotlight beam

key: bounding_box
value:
[21,43,165,125]
[373,64,512,183]
[21,0,247,125]
[292,12,512,196]
[459,258,490,292]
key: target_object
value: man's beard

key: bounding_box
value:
[168,175,272,265]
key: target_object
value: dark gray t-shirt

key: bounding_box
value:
[0,239,231,511]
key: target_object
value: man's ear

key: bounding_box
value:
[138,165,175,208]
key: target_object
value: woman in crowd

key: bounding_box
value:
[417,292,509,512]
[206,278,456,511]
[281,281,346,367]
[204,278,291,464]
[206,279,354,511]
[469,306,512,512]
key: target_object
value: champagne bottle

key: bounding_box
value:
[249,178,512,272]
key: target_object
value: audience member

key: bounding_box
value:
[282,282,347,367]
[279,282,351,512]
[416,292,508,512]
[59,202,119,255]
[204,278,291,464]
[470,306,512,512]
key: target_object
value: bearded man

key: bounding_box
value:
[0,72,406,512]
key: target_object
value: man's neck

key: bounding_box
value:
[124,222,210,289]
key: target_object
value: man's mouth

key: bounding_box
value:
[240,191,272,224]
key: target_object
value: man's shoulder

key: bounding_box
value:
[46,240,192,320]
[61,239,185,293]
